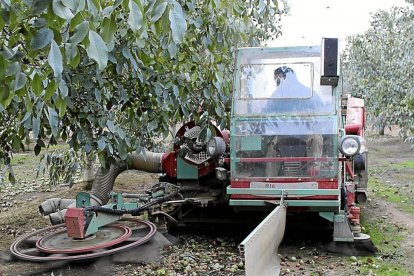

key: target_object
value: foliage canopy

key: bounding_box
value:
[0,0,284,184]
[342,3,414,136]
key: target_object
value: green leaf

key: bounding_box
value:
[66,44,80,68]
[0,12,3,30]
[11,72,27,91]
[47,106,59,137]
[56,95,67,116]
[34,144,41,156]
[48,40,63,79]
[6,62,19,77]
[33,18,48,28]
[0,84,10,103]
[167,42,177,57]
[75,0,85,12]
[68,47,80,67]
[128,0,143,32]
[95,88,101,103]
[21,112,31,124]
[203,88,211,99]
[30,27,54,50]
[44,79,57,100]
[97,151,107,168]
[58,79,68,98]
[69,21,89,46]
[150,2,168,22]
[52,0,75,20]
[12,136,23,151]
[65,43,75,62]
[98,137,105,150]
[169,4,187,44]
[86,0,98,16]
[215,105,223,116]
[118,128,126,139]
[172,84,179,97]
[32,0,50,15]
[24,93,33,112]
[101,16,116,43]
[32,116,41,139]
[107,120,115,132]
[62,0,78,10]
[118,140,128,160]
[32,73,43,96]
[87,31,108,70]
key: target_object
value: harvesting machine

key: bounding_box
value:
[11,38,371,275]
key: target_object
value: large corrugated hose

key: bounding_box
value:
[91,151,164,204]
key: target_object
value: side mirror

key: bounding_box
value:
[320,38,339,86]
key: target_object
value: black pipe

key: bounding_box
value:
[86,191,179,216]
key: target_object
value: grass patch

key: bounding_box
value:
[368,178,414,215]
[363,218,404,252]
[357,217,408,275]
[391,161,414,169]
[4,143,71,184]
[10,153,38,165]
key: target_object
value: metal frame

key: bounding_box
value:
[74,192,141,237]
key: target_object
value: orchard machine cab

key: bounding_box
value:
[11,39,372,274]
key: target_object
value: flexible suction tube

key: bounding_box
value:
[48,195,102,225]
[90,151,164,204]
[38,198,76,216]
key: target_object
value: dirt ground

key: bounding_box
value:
[1,132,414,276]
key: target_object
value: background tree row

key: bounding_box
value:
[342,2,414,136]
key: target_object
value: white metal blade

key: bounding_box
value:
[240,205,287,276]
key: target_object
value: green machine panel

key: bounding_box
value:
[241,136,262,151]
[177,156,198,179]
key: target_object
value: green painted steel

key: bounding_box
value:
[110,192,124,209]
[177,156,198,179]
[319,211,334,222]
[241,136,263,151]
[84,211,121,237]
[226,186,339,196]
[334,213,347,222]
[76,192,91,208]
[84,201,140,236]
[319,211,346,222]
[286,200,339,207]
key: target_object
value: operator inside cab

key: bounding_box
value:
[272,66,312,99]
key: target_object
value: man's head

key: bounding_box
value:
[274,66,294,86]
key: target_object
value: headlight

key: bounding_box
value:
[339,135,361,157]
[207,137,226,158]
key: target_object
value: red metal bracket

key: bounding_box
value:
[345,162,355,180]
[65,208,85,239]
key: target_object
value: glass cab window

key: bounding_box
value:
[233,49,336,116]
[231,47,339,179]
[240,63,313,99]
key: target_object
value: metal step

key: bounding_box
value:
[334,219,354,242]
